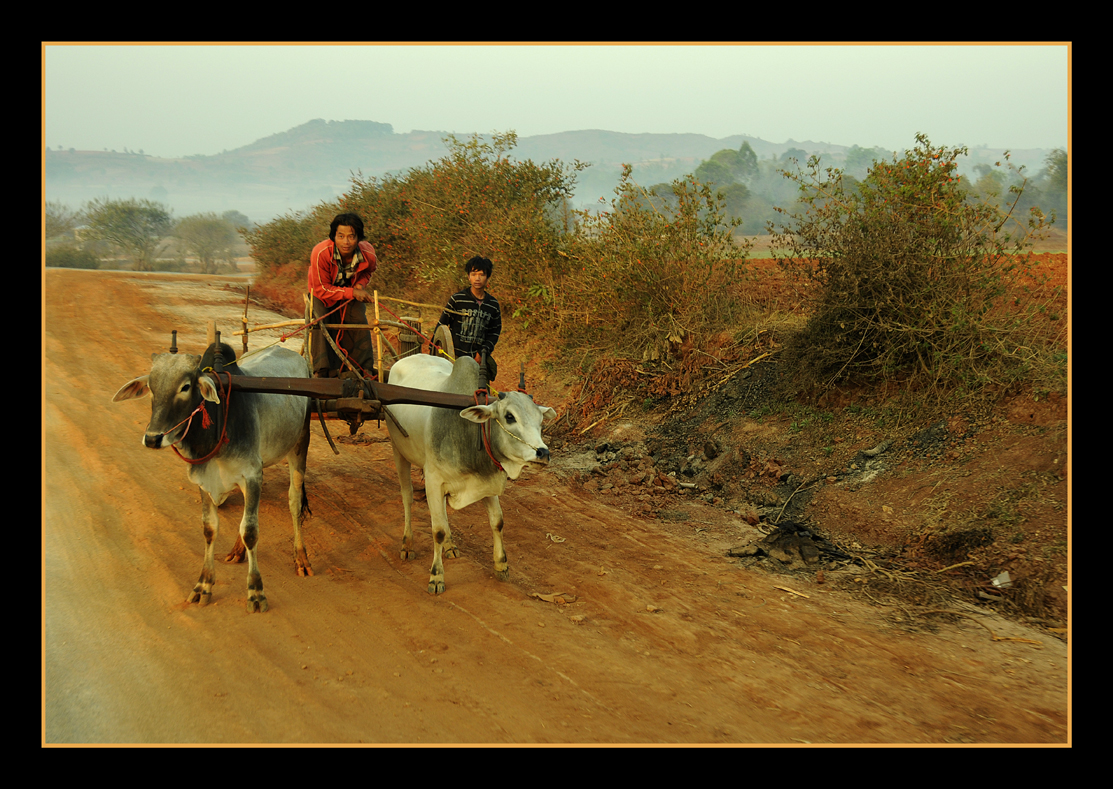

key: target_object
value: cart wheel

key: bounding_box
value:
[433,325,455,361]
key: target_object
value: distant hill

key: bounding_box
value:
[44,119,1056,224]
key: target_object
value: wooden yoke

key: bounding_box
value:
[224,375,476,412]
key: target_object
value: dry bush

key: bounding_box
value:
[559,166,753,366]
[769,133,1059,401]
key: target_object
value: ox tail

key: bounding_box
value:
[300,483,312,521]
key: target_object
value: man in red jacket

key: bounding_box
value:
[307,213,379,378]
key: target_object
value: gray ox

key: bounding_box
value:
[386,354,556,594]
[113,342,313,612]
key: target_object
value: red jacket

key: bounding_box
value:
[307,239,377,306]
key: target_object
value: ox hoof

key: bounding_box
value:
[224,540,247,564]
[295,551,314,577]
[247,596,269,613]
[427,579,445,595]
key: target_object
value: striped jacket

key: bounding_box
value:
[436,288,502,359]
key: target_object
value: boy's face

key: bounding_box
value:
[468,267,489,293]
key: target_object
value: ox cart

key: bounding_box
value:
[218,287,514,452]
[116,288,550,607]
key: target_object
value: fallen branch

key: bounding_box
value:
[577,398,632,435]
[935,560,976,574]
[772,479,819,525]
[716,351,774,387]
[774,585,810,599]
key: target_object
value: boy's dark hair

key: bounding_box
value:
[330,213,366,242]
[465,255,493,277]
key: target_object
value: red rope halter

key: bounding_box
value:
[473,388,504,472]
[171,371,232,465]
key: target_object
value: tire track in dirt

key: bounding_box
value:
[44,269,1068,744]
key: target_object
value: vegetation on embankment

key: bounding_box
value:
[246,131,1067,416]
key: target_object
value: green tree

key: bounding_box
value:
[175,213,239,273]
[83,197,173,271]
[696,142,759,187]
[735,141,759,182]
[45,200,83,240]
[694,158,736,188]
[222,210,252,231]
[769,133,1052,395]
[972,164,1007,206]
[843,144,888,179]
[719,182,751,221]
[780,147,808,165]
[1036,148,1067,226]
[45,244,100,269]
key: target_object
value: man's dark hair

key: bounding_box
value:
[330,213,365,242]
[465,255,493,277]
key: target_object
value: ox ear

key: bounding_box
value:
[198,374,221,404]
[459,403,495,424]
[113,375,150,402]
[539,406,557,424]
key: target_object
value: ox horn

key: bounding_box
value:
[213,330,225,374]
[170,330,178,354]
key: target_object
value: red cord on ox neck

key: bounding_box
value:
[473,388,504,472]
[171,371,232,465]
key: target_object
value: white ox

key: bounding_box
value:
[113,342,312,612]
[386,354,556,594]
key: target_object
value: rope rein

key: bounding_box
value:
[170,370,232,465]
[473,389,503,472]
[472,389,544,472]
[230,299,349,370]
[493,414,542,451]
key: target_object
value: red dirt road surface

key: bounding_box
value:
[43,269,1069,744]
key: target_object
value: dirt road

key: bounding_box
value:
[43,269,1069,744]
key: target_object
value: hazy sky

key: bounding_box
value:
[43,43,1070,159]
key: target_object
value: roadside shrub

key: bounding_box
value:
[250,261,310,315]
[45,243,99,269]
[249,132,586,315]
[562,165,752,363]
[768,133,1054,397]
[243,207,333,277]
[247,132,768,384]
[344,132,585,293]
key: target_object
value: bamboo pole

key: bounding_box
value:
[233,319,415,336]
[301,294,309,357]
[378,295,465,316]
[242,285,250,356]
[374,290,384,382]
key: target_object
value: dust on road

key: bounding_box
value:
[43,269,1069,744]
